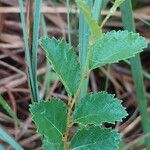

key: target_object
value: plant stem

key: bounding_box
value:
[63,2,93,148]
[63,72,89,149]
[100,0,124,29]
[64,1,106,148]
[63,40,94,149]
[63,97,72,150]
[120,1,150,149]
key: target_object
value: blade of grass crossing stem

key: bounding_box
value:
[93,0,109,24]
[79,0,93,98]
[92,0,103,22]
[31,0,42,102]
[0,96,20,125]
[18,0,36,101]
[66,0,71,46]
[0,127,23,150]
[92,0,110,91]
[120,1,150,149]
[41,14,52,98]
[79,0,105,98]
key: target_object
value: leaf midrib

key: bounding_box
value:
[44,116,63,136]
[71,142,96,150]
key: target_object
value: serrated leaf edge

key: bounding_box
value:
[90,30,148,69]
[39,37,81,97]
[74,91,128,125]
[71,127,121,150]
[30,99,67,144]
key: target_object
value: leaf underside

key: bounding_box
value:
[74,91,128,126]
[39,37,81,97]
[71,127,121,150]
[30,99,67,149]
[90,30,148,70]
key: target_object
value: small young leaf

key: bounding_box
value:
[30,99,67,149]
[74,92,127,125]
[89,30,148,70]
[39,37,81,97]
[71,127,121,150]
[76,0,101,39]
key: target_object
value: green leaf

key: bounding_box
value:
[76,0,101,39]
[89,30,148,70]
[71,127,121,150]
[0,95,20,124]
[74,92,127,125]
[43,138,63,150]
[39,37,81,97]
[30,99,67,149]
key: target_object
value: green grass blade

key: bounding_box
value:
[79,0,92,98]
[124,60,150,80]
[18,0,35,101]
[94,0,109,23]
[41,14,52,98]
[0,128,23,150]
[0,96,20,125]
[41,15,47,36]
[120,1,150,149]
[66,0,71,46]
[92,0,103,21]
[0,145,5,150]
[31,0,42,102]
[79,0,105,98]
[76,0,101,39]
[92,0,110,92]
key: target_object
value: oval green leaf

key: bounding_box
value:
[71,127,121,150]
[74,92,128,125]
[39,37,81,97]
[30,99,67,149]
[90,30,148,70]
